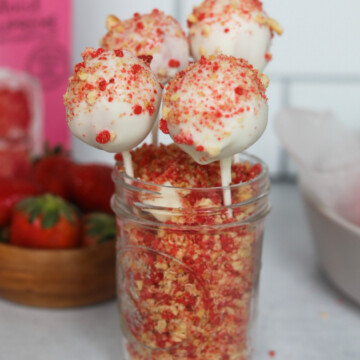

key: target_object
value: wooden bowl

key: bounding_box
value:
[0,241,116,308]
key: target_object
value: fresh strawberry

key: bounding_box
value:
[81,213,116,247]
[69,164,114,213]
[10,194,81,249]
[0,177,42,226]
[33,146,73,199]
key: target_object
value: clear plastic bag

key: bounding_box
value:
[275,107,360,226]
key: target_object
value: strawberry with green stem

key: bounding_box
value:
[81,213,116,247]
[10,194,81,249]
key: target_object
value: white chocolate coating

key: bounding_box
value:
[101,9,190,84]
[188,0,282,71]
[64,48,162,153]
[161,55,268,164]
[141,181,182,222]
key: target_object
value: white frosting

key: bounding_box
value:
[151,35,190,83]
[162,55,268,165]
[173,101,268,164]
[64,49,162,153]
[101,10,190,84]
[68,98,159,153]
[190,17,271,71]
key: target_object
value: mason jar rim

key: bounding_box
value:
[111,196,271,230]
[111,152,271,229]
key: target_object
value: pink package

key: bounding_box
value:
[0,0,72,149]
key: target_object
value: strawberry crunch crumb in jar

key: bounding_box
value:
[112,144,270,360]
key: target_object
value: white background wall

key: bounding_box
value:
[72,0,360,175]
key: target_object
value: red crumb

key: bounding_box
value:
[131,64,143,74]
[269,350,276,357]
[198,12,206,21]
[92,48,105,58]
[74,62,85,73]
[159,118,169,134]
[138,55,153,66]
[147,104,155,115]
[114,153,123,162]
[168,59,181,68]
[115,49,124,57]
[96,130,111,144]
[133,105,143,115]
[265,53,272,61]
[173,132,194,146]
[98,80,107,91]
[136,22,144,30]
[235,86,244,96]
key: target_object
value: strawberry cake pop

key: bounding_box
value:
[161,55,269,207]
[64,48,162,177]
[188,0,283,71]
[101,9,189,84]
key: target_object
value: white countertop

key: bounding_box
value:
[1,184,359,360]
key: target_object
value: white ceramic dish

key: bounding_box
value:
[302,189,360,304]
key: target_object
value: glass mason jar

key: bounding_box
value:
[112,153,271,360]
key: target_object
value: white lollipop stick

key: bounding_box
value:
[151,111,161,147]
[122,150,134,178]
[220,157,233,217]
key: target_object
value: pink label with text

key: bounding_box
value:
[0,0,72,148]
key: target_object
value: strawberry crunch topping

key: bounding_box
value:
[116,144,262,189]
[64,48,159,121]
[102,9,185,55]
[163,55,266,124]
[189,0,267,28]
[96,130,111,144]
[114,144,265,360]
[188,0,263,29]
[101,9,189,83]
[63,48,162,153]
[161,55,268,163]
[187,0,282,71]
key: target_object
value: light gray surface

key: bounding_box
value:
[0,184,359,360]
